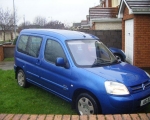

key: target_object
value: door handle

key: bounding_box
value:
[63,85,68,90]
[36,59,41,65]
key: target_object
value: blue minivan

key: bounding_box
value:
[14,29,150,115]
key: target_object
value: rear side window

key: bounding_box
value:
[44,39,66,63]
[17,35,42,57]
[17,35,28,53]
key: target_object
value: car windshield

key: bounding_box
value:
[67,40,118,67]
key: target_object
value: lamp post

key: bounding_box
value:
[13,0,16,39]
[23,15,25,29]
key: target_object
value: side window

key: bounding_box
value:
[44,39,66,63]
[27,36,42,57]
[17,35,42,57]
[17,35,28,53]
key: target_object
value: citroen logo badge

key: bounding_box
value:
[142,84,145,90]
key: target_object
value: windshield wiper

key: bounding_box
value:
[91,62,102,67]
[91,59,111,67]
[91,58,121,67]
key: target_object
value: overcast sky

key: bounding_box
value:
[0,0,100,26]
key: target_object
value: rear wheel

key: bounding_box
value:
[76,93,99,115]
[17,69,28,88]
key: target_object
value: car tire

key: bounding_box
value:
[17,69,29,88]
[114,54,124,62]
[76,93,99,115]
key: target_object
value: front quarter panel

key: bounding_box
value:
[69,67,107,110]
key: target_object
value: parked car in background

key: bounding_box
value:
[109,47,126,62]
[14,29,150,115]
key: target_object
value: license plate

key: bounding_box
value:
[140,96,150,106]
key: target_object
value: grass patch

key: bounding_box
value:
[0,69,76,114]
[4,57,14,61]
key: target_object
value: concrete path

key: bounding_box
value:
[0,61,14,70]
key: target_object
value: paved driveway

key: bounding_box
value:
[0,61,14,70]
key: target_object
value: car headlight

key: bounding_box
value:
[145,71,150,78]
[105,81,129,95]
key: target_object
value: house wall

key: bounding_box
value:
[4,32,12,40]
[91,23,96,30]
[122,6,150,68]
[0,32,2,41]
[134,15,150,67]
[104,0,112,7]
[95,22,122,30]
[112,0,120,7]
[0,31,16,41]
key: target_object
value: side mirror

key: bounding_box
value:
[55,57,69,69]
[116,56,121,62]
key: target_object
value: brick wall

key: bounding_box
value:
[79,30,122,49]
[1,113,150,120]
[122,6,150,67]
[134,15,150,67]
[3,45,15,58]
[0,45,4,61]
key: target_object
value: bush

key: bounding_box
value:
[13,36,18,45]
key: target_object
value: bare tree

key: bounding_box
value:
[0,8,15,41]
[18,21,31,32]
[33,16,47,26]
[32,16,64,29]
[45,21,65,29]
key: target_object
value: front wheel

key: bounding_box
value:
[17,69,28,88]
[76,93,99,115]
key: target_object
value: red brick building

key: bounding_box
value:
[89,1,121,30]
[118,0,150,68]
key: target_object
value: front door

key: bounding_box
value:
[39,38,71,100]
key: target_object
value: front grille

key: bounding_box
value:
[130,80,150,93]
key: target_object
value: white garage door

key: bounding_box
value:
[125,19,134,65]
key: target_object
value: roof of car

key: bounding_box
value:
[20,29,99,41]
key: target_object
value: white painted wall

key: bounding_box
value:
[95,22,122,30]
[112,0,121,7]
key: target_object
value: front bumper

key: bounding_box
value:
[99,87,150,114]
